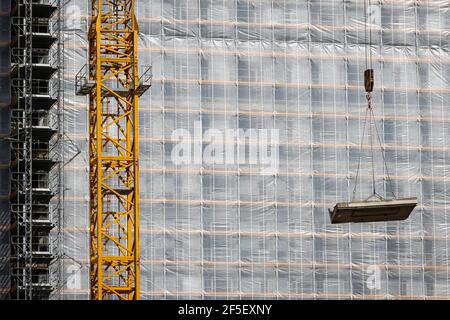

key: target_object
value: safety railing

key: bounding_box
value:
[11,17,54,34]
[75,64,96,95]
[12,47,58,66]
[11,48,26,65]
[10,203,55,225]
[11,78,58,97]
[33,140,58,161]
[32,203,53,222]
[32,110,58,131]
[136,65,153,96]
[32,236,51,254]
[34,48,57,65]
[10,17,28,38]
[75,64,87,91]
[33,169,60,193]
[37,78,58,97]
[31,273,51,287]
[11,15,58,37]
[11,235,53,255]
[76,64,153,95]
[140,65,153,86]
[32,18,52,34]
[32,171,50,189]
[32,110,49,127]
[32,141,51,160]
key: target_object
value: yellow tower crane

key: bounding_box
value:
[76,0,151,300]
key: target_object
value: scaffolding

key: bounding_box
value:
[9,0,62,300]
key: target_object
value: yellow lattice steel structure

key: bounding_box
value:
[88,0,140,300]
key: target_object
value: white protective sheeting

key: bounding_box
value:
[59,0,450,299]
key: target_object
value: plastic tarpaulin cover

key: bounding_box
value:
[60,0,450,299]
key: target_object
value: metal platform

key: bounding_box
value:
[32,125,57,140]
[11,63,57,79]
[10,158,57,171]
[329,197,417,224]
[12,1,58,18]
[75,64,152,97]
[32,158,58,171]
[136,82,151,97]
[12,95,58,110]
[31,188,55,202]
[75,78,95,96]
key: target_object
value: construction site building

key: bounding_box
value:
[1,0,450,299]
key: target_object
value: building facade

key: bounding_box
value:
[59,0,450,299]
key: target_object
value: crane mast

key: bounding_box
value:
[88,0,140,300]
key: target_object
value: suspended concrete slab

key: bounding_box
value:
[329,197,417,224]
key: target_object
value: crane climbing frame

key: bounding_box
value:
[83,0,144,300]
